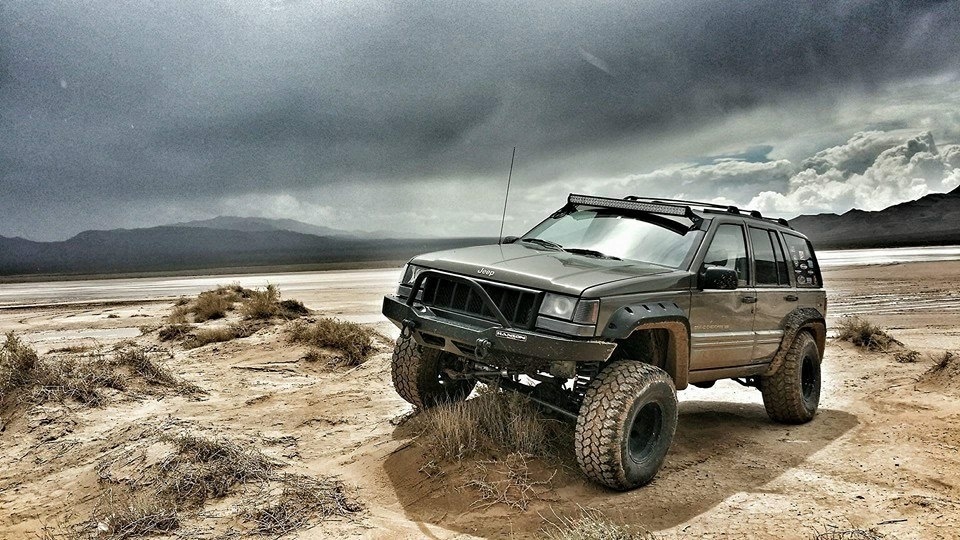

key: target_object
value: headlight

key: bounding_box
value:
[400,264,426,285]
[539,293,578,319]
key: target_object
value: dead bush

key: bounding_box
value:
[158,324,191,341]
[417,388,568,462]
[813,529,885,540]
[288,318,375,366]
[192,291,232,322]
[894,349,921,363]
[543,508,656,540]
[0,331,39,396]
[279,299,309,316]
[243,473,362,535]
[465,453,553,510]
[167,305,190,324]
[836,317,902,351]
[240,284,281,319]
[159,432,274,504]
[928,351,956,373]
[92,487,179,540]
[183,323,258,349]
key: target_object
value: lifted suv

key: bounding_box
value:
[382,193,827,490]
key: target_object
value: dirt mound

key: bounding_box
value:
[917,351,960,392]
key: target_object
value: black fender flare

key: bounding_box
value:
[601,301,692,390]
[763,307,826,377]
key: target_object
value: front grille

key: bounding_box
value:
[421,275,538,328]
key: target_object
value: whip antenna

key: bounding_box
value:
[498,146,516,244]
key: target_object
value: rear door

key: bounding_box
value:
[689,222,757,370]
[749,227,794,361]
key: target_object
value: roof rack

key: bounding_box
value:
[568,193,792,229]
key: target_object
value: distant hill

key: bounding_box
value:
[171,216,352,237]
[0,226,489,276]
[790,185,960,249]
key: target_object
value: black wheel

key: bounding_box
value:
[760,331,821,424]
[391,334,476,409]
[574,361,678,490]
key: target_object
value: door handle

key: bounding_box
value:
[785,294,799,302]
[741,296,758,304]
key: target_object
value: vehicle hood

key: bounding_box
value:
[410,243,678,296]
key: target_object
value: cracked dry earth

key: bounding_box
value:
[1,261,960,539]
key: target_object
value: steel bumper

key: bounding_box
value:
[382,294,615,363]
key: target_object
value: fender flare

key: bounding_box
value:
[763,307,826,377]
[601,301,692,390]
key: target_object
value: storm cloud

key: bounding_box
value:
[2,0,960,239]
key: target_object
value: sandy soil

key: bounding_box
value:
[2,261,960,539]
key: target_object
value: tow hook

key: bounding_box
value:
[475,338,492,359]
[401,319,418,338]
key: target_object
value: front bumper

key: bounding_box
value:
[382,294,616,366]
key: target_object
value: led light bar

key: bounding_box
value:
[568,194,688,217]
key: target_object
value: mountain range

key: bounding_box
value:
[1,186,959,277]
[788,184,960,249]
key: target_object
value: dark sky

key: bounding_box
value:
[3,0,960,240]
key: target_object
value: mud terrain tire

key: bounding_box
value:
[391,334,476,409]
[574,361,678,490]
[760,331,820,424]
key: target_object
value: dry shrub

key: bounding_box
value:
[894,349,921,363]
[465,453,553,510]
[279,299,309,316]
[836,317,902,351]
[240,284,280,319]
[813,529,885,540]
[167,305,190,324]
[48,344,95,354]
[929,351,956,373]
[158,432,274,504]
[29,354,125,406]
[543,508,656,540]
[192,291,232,322]
[183,323,257,349]
[92,487,179,540]
[0,331,39,396]
[244,473,362,535]
[115,348,180,387]
[158,324,191,342]
[288,318,375,366]
[419,388,565,462]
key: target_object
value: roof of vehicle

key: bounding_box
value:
[567,193,800,233]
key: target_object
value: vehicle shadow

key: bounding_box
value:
[381,399,858,538]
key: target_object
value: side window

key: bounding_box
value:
[749,227,779,286]
[703,224,749,287]
[769,231,791,286]
[783,233,821,287]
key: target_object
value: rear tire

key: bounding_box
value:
[574,361,678,490]
[760,331,821,424]
[391,334,476,409]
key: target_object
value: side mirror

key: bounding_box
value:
[701,265,738,290]
[501,236,519,244]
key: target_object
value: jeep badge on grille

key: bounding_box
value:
[477,267,495,277]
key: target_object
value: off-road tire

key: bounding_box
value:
[760,331,821,424]
[574,361,678,490]
[391,334,476,409]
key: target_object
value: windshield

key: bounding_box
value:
[521,208,700,268]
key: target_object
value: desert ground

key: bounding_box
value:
[2,256,960,539]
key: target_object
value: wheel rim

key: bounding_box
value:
[801,354,818,403]
[628,402,662,463]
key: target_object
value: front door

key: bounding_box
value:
[689,223,757,371]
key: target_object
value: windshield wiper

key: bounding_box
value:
[565,248,622,260]
[520,238,565,251]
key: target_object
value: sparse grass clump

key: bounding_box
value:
[0,331,39,396]
[836,317,902,351]
[244,473,362,535]
[158,432,275,503]
[543,509,657,540]
[158,324,191,341]
[182,323,258,349]
[288,318,376,366]
[167,284,307,325]
[419,389,565,462]
[93,488,180,540]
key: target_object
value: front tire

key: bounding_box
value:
[391,334,476,409]
[760,331,821,424]
[574,361,678,490]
